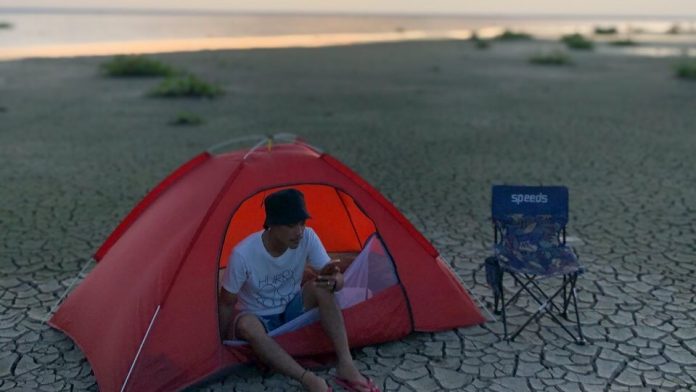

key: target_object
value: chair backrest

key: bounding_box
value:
[491,185,569,226]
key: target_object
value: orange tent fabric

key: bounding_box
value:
[219,184,376,268]
[49,140,485,391]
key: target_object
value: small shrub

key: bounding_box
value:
[150,74,223,98]
[675,60,696,80]
[0,22,12,29]
[594,26,618,35]
[666,24,681,35]
[101,55,176,77]
[495,29,533,41]
[470,33,490,49]
[609,39,638,46]
[530,51,572,66]
[170,112,204,126]
[475,39,491,49]
[561,34,594,50]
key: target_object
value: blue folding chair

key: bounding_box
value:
[486,185,586,344]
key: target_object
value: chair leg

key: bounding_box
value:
[509,273,560,315]
[507,274,583,343]
[496,268,585,344]
[508,303,544,341]
[507,274,560,314]
[570,274,586,345]
[527,276,565,315]
[561,275,568,317]
[485,256,503,315]
[506,279,524,305]
[499,276,508,341]
[493,291,500,315]
[506,273,533,305]
[507,273,561,341]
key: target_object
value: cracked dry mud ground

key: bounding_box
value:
[1,40,695,391]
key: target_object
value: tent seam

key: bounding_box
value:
[334,188,363,249]
[374,233,416,332]
[127,159,247,382]
[319,154,438,257]
[94,152,211,261]
[163,160,247,303]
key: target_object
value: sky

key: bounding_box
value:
[2,0,696,16]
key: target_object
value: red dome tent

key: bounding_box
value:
[49,137,485,391]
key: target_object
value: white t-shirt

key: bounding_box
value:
[221,227,330,316]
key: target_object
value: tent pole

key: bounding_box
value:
[43,258,94,323]
[206,134,266,155]
[121,305,161,392]
[243,137,271,160]
[271,132,298,142]
[439,256,497,322]
[208,133,318,157]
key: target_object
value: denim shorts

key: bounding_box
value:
[257,292,305,332]
[233,292,305,339]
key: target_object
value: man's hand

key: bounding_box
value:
[315,260,343,292]
[218,289,238,340]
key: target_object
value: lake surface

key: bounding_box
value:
[1,8,695,60]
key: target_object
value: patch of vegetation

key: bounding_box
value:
[495,29,533,41]
[594,26,618,35]
[101,55,176,77]
[470,32,490,49]
[149,74,223,98]
[170,112,205,126]
[674,60,696,80]
[561,34,594,50]
[475,39,491,49]
[529,51,572,66]
[609,39,638,46]
[666,24,681,35]
[0,22,12,29]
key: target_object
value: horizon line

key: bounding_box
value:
[2,6,696,20]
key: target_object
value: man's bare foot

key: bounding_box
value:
[301,371,330,392]
[337,361,367,380]
[334,363,373,392]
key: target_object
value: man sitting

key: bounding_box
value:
[218,188,380,392]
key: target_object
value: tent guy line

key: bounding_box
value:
[42,258,94,323]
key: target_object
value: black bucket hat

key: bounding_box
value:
[264,188,311,228]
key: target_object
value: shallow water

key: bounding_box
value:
[0,9,695,59]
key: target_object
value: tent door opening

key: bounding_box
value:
[218,184,401,343]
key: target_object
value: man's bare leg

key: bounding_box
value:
[236,314,329,392]
[303,284,370,390]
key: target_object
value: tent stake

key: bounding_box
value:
[43,258,94,323]
[121,305,161,392]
